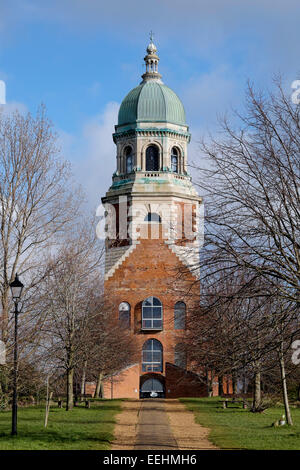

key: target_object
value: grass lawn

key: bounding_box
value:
[0,399,122,450]
[181,397,300,450]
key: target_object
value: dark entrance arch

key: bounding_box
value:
[140,375,165,398]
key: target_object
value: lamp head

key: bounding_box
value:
[9,273,24,300]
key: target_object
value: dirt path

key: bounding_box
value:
[110,400,141,450]
[134,399,178,450]
[111,399,218,450]
[165,399,218,450]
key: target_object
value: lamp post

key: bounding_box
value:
[9,273,24,436]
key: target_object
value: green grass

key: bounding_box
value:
[0,400,122,450]
[181,397,300,450]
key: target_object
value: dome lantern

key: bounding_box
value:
[141,31,162,83]
[117,34,187,128]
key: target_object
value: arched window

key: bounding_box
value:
[146,145,159,171]
[125,146,133,173]
[174,343,187,369]
[171,147,179,173]
[144,213,161,223]
[119,302,130,329]
[174,301,186,329]
[142,339,163,372]
[142,297,163,330]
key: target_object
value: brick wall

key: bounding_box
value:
[165,363,208,398]
[102,234,207,398]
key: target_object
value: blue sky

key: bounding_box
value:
[0,0,299,208]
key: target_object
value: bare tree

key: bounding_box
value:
[39,218,103,410]
[0,106,82,397]
[187,259,298,423]
[194,78,299,307]
[186,78,300,420]
[73,295,138,399]
[92,317,138,399]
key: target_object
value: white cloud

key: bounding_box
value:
[0,101,28,116]
[0,1,299,98]
[59,102,119,210]
[182,65,241,129]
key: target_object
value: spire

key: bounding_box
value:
[141,32,162,83]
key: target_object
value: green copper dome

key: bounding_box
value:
[118,81,186,127]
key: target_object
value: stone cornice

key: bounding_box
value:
[102,191,202,204]
[113,127,191,143]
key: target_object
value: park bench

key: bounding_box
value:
[57,399,90,408]
[219,398,249,409]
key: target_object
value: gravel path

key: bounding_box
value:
[111,398,218,450]
[110,400,141,450]
[134,399,178,450]
[165,399,218,450]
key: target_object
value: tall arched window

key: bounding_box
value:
[174,343,187,369]
[142,297,163,330]
[142,339,163,372]
[171,147,179,173]
[119,302,130,329]
[174,301,186,329]
[146,145,159,171]
[125,146,133,173]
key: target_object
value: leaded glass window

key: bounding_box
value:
[146,145,159,171]
[171,147,178,173]
[142,339,163,372]
[142,296,163,330]
[125,147,133,173]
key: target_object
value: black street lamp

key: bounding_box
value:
[9,273,24,436]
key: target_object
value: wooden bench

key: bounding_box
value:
[219,398,249,409]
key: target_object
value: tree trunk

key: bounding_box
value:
[232,371,238,397]
[0,290,9,402]
[1,289,9,344]
[218,375,223,396]
[242,374,247,394]
[278,343,293,425]
[80,360,87,398]
[66,368,74,411]
[206,369,213,397]
[0,365,7,393]
[95,372,104,398]
[252,370,261,410]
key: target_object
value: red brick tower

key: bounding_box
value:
[101,38,211,399]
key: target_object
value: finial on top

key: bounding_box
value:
[147,31,157,55]
[141,32,162,83]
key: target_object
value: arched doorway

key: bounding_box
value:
[140,375,165,398]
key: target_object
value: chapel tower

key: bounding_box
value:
[100,37,215,399]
